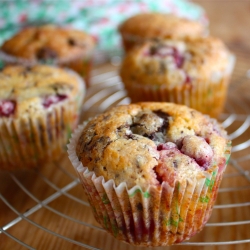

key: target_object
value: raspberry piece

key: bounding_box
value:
[42,94,67,108]
[152,46,172,57]
[181,135,213,169]
[185,74,191,84]
[157,142,177,151]
[0,100,16,117]
[172,47,184,68]
[145,44,185,68]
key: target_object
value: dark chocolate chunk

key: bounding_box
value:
[36,47,57,60]
[68,38,76,46]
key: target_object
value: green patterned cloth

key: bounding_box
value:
[0,0,207,55]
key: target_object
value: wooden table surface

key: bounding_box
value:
[1,1,250,250]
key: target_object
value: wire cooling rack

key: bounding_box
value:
[1,44,250,250]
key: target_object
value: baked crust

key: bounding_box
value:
[119,13,207,40]
[120,36,232,88]
[76,102,229,189]
[1,25,95,61]
[0,65,83,118]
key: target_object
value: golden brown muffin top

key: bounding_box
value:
[119,13,208,40]
[120,36,234,88]
[1,25,95,61]
[76,102,231,189]
[0,65,84,118]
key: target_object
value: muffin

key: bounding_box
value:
[118,13,208,52]
[68,102,231,246]
[0,25,95,87]
[0,64,85,170]
[120,37,235,118]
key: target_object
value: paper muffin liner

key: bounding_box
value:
[0,69,85,170]
[67,124,231,246]
[0,50,93,88]
[124,55,235,118]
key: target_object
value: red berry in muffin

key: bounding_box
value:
[0,100,16,117]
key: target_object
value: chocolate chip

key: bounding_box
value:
[103,114,111,121]
[36,47,57,60]
[148,132,157,140]
[126,133,138,140]
[94,157,100,163]
[153,110,169,120]
[149,46,158,56]
[83,135,111,158]
[117,124,130,131]
[68,38,76,46]
[128,111,170,143]
[173,160,178,169]
[153,110,169,133]
[51,82,73,93]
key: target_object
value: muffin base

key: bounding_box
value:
[125,77,228,118]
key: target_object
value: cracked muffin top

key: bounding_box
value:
[1,25,95,62]
[120,37,234,88]
[76,102,231,189]
[119,13,208,41]
[0,65,84,118]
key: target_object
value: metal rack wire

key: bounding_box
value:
[1,44,250,250]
